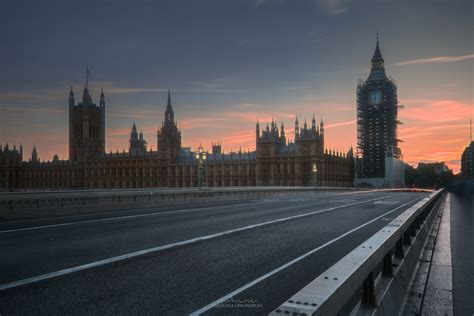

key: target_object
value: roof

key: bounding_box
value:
[371,37,384,63]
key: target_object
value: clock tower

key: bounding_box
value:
[356,35,403,186]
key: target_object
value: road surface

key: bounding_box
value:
[0,190,429,315]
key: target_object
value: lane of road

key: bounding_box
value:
[1,190,386,284]
[0,190,361,229]
[0,191,428,315]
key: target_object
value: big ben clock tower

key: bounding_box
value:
[356,35,404,187]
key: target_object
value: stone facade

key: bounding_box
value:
[1,86,354,191]
[461,141,474,180]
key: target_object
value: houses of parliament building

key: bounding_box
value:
[0,80,355,191]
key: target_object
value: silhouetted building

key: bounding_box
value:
[355,36,404,187]
[129,123,147,156]
[212,142,222,155]
[0,144,22,190]
[157,90,182,161]
[461,142,474,180]
[69,71,105,162]
[0,80,354,190]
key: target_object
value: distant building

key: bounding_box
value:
[0,144,22,190]
[129,123,147,156]
[461,142,474,180]
[68,73,105,162]
[0,77,354,190]
[355,36,404,188]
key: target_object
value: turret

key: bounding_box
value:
[320,117,324,137]
[131,122,138,140]
[295,116,299,139]
[312,114,316,130]
[100,88,105,107]
[69,86,75,107]
[212,142,222,154]
[256,118,260,139]
[280,121,285,138]
[31,146,38,162]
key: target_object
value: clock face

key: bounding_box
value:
[368,90,382,105]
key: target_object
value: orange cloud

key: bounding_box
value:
[400,99,471,122]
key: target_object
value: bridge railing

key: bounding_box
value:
[270,189,444,316]
[0,186,358,211]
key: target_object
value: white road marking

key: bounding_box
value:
[0,190,379,227]
[0,191,382,234]
[374,200,400,205]
[0,201,255,226]
[189,196,423,316]
[0,194,399,292]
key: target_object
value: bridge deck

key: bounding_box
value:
[0,190,429,315]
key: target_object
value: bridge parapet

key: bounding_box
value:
[0,186,357,211]
[270,189,444,316]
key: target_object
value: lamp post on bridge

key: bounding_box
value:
[196,144,207,188]
[312,162,318,187]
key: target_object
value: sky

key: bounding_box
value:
[0,0,472,173]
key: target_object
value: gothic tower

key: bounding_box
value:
[69,70,106,161]
[129,123,147,156]
[356,36,401,179]
[157,90,181,160]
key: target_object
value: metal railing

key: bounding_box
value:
[270,189,444,316]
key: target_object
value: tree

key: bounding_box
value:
[404,162,454,189]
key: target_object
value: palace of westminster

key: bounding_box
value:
[0,38,409,190]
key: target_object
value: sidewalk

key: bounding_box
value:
[421,194,453,315]
[450,192,474,316]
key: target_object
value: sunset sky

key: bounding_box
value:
[0,0,472,173]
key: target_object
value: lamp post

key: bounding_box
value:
[195,144,207,187]
[312,162,318,187]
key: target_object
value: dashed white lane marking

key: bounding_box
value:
[189,196,424,316]
[374,200,400,205]
[0,194,400,292]
[0,191,382,234]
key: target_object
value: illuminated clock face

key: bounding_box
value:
[368,90,382,105]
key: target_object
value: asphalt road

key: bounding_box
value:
[0,190,429,315]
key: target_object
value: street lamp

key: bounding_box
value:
[195,144,207,187]
[312,162,318,186]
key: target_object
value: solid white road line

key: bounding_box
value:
[189,196,424,316]
[0,191,380,234]
[0,194,397,292]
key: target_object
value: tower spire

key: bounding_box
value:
[100,88,105,107]
[164,89,175,124]
[69,86,75,106]
[85,67,90,89]
[371,33,384,69]
[167,89,171,109]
